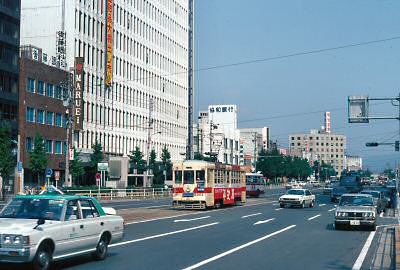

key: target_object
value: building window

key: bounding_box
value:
[37,110,44,124]
[46,111,54,125]
[45,140,53,153]
[55,86,62,99]
[55,141,62,154]
[63,142,67,155]
[38,81,45,95]
[55,113,62,127]
[26,107,35,122]
[26,137,33,151]
[47,83,54,97]
[27,78,35,93]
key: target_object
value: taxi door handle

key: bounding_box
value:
[80,225,84,229]
[100,222,104,226]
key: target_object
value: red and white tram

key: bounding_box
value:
[246,172,266,197]
[172,160,246,209]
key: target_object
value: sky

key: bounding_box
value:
[194,0,400,172]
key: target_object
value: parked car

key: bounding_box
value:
[279,189,315,208]
[360,190,387,213]
[0,194,124,270]
[334,193,377,231]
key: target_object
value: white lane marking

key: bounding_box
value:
[328,208,336,212]
[124,200,277,225]
[307,214,321,221]
[272,203,279,206]
[174,216,211,223]
[110,222,219,248]
[275,208,283,211]
[254,218,275,225]
[319,204,326,207]
[352,231,376,270]
[182,225,296,270]
[241,213,262,219]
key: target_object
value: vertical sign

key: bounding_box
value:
[74,57,84,130]
[324,112,331,133]
[105,0,113,87]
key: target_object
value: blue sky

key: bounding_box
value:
[194,0,400,172]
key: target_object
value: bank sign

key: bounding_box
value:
[74,57,84,130]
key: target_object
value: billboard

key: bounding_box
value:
[348,96,369,123]
[105,0,113,87]
[74,57,84,130]
[324,112,331,133]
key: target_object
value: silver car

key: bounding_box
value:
[334,193,376,231]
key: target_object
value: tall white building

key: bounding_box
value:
[21,0,189,161]
[194,105,240,165]
[239,127,269,167]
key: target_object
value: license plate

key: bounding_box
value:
[183,192,194,197]
[350,220,360,226]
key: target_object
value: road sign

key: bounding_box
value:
[97,162,108,171]
[54,171,60,181]
[46,168,53,178]
[348,96,369,123]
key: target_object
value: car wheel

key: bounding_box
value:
[279,203,284,208]
[335,223,342,230]
[32,244,52,270]
[93,234,110,261]
[301,201,305,208]
[309,200,314,208]
[255,190,260,198]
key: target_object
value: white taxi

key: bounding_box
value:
[279,188,316,208]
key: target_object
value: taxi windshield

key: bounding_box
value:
[0,198,65,221]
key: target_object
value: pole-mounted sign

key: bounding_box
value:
[348,96,369,123]
[74,57,84,130]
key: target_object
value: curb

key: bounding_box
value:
[396,225,400,269]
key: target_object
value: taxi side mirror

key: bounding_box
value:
[34,218,46,229]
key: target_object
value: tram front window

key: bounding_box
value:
[184,170,195,184]
[174,170,182,185]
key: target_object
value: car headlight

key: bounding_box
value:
[2,235,30,245]
[335,212,348,217]
[363,212,375,218]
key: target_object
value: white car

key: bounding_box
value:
[0,194,124,270]
[279,189,316,208]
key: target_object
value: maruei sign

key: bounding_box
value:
[106,0,113,87]
[74,57,84,130]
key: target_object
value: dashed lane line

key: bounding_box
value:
[328,208,336,212]
[182,225,297,270]
[307,214,321,221]
[319,204,326,207]
[254,218,275,225]
[241,213,262,219]
[174,216,211,223]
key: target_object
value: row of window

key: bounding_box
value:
[291,142,344,147]
[26,107,64,127]
[26,137,66,155]
[27,78,67,100]
[291,136,344,141]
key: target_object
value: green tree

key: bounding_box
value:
[70,148,84,185]
[90,141,104,168]
[128,146,146,174]
[29,133,47,184]
[0,125,15,194]
[148,149,163,185]
[161,146,173,180]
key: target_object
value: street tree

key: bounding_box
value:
[161,146,173,180]
[0,125,15,196]
[90,141,104,168]
[128,146,146,174]
[29,133,47,184]
[70,148,84,185]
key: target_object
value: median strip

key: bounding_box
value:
[110,222,219,248]
[182,225,296,270]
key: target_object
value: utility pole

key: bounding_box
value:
[145,97,154,187]
[187,0,194,160]
[63,71,74,187]
[253,132,257,172]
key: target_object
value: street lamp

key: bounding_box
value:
[144,131,162,187]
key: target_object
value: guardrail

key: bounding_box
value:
[64,188,173,200]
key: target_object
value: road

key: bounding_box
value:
[52,190,396,270]
[2,189,396,270]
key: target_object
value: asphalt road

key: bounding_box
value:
[51,190,396,270]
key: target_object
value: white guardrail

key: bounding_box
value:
[65,184,286,200]
[64,188,173,200]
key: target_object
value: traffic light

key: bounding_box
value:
[395,141,399,151]
[365,142,379,147]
